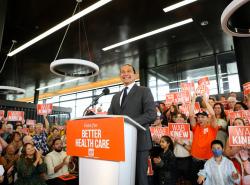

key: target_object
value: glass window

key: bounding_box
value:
[46,96,59,103]
[76,98,92,118]
[59,100,76,118]
[77,91,93,99]
[60,93,76,101]
[217,52,240,94]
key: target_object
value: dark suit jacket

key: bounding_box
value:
[108,84,156,151]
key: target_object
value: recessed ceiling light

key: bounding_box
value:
[163,0,198,13]
[200,20,208,26]
[102,18,193,51]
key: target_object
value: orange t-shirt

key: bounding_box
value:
[191,124,218,160]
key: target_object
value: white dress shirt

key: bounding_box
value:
[45,150,70,179]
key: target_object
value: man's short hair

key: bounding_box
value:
[52,137,62,146]
[120,64,136,74]
[211,139,223,148]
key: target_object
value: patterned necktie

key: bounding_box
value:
[121,87,128,106]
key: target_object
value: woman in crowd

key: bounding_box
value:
[1,144,19,185]
[172,113,192,185]
[15,143,47,185]
[153,136,176,185]
[213,103,228,146]
[224,118,250,185]
[10,132,22,153]
[166,105,179,123]
[0,135,8,156]
[47,127,61,150]
[234,102,248,111]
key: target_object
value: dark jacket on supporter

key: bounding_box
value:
[154,149,176,185]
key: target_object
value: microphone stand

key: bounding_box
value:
[83,98,99,116]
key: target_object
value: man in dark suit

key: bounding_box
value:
[108,64,156,185]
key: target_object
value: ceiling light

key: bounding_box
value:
[221,0,250,37]
[0,86,25,95]
[163,0,198,13]
[200,20,208,26]
[36,77,83,91]
[102,18,193,51]
[7,0,112,57]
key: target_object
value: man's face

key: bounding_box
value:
[120,65,136,86]
[54,139,63,152]
[197,115,208,125]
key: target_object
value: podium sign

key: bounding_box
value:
[67,117,125,161]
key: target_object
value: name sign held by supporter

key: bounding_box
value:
[243,82,250,96]
[0,110,4,120]
[67,117,125,161]
[7,111,24,121]
[37,104,53,115]
[26,119,36,126]
[196,76,210,97]
[168,123,190,139]
[149,127,169,143]
[228,126,250,146]
[180,82,195,93]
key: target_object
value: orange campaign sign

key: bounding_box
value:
[228,126,250,146]
[150,126,169,143]
[168,123,191,139]
[198,77,210,86]
[179,102,201,117]
[180,82,195,94]
[0,110,4,120]
[243,82,250,96]
[7,111,24,121]
[66,117,125,161]
[37,104,53,115]
[26,119,36,126]
[165,93,175,105]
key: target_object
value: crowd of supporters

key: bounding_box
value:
[0,115,77,185]
[0,90,250,185]
[149,92,250,185]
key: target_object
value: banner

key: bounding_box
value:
[180,82,195,92]
[67,117,125,161]
[229,110,250,125]
[37,104,53,115]
[165,93,175,105]
[149,127,169,143]
[243,82,250,96]
[0,110,4,120]
[168,123,190,139]
[26,119,36,126]
[179,102,201,117]
[7,111,24,121]
[196,85,209,97]
[228,126,250,146]
[198,77,210,86]
[180,91,191,103]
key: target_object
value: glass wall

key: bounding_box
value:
[40,82,139,120]
[147,51,241,101]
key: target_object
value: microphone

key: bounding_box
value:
[83,88,110,116]
[93,87,110,102]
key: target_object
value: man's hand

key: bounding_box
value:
[153,157,161,164]
[232,171,239,180]
[197,175,205,184]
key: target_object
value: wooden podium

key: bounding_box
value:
[66,115,146,185]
